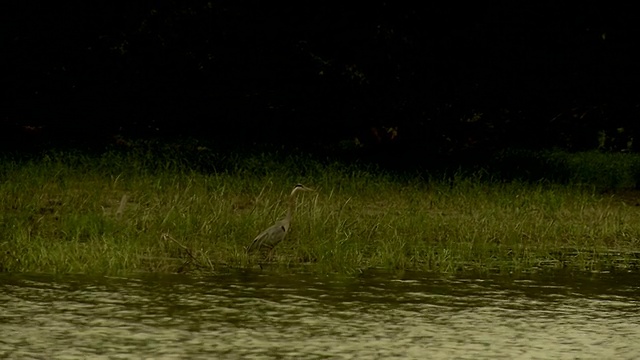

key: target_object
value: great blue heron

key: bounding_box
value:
[246,184,313,254]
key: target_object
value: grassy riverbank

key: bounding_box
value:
[2,144,640,274]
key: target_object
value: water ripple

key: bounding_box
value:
[1,271,639,359]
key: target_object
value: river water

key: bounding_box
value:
[1,269,639,359]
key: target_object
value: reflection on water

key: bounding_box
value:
[1,269,639,359]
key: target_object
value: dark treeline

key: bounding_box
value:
[4,1,640,162]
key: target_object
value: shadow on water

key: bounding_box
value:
[1,269,639,359]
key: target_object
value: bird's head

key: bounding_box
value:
[291,184,314,195]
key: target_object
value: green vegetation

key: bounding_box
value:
[2,143,640,275]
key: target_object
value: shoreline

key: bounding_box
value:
[2,148,640,275]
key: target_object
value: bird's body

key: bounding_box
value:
[247,184,312,254]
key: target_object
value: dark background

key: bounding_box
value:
[3,1,640,164]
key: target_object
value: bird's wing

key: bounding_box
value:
[247,221,286,252]
[247,228,270,252]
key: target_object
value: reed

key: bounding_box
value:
[1,146,639,274]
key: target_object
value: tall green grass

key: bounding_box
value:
[1,145,640,275]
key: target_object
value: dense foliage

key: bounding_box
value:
[4,2,639,156]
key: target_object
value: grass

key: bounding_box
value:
[1,143,640,275]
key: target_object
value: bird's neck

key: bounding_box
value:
[285,193,296,221]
